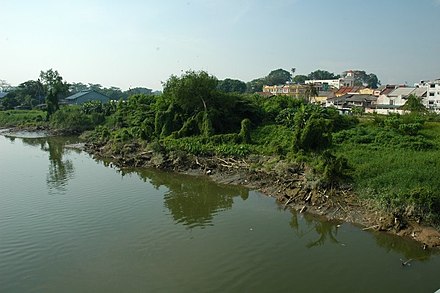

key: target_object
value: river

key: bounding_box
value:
[0,133,439,292]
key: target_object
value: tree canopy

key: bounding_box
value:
[307,70,340,80]
[217,78,247,93]
[343,70,380,89]
[39,69,69,118]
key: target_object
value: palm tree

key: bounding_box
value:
[304,83,318,103]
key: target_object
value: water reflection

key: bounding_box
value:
[21,136,79,193]
[287,209,340,248]
[371,231,432,261]
[286,206,437,261]
[119,168,249,228]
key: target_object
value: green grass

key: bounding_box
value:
[0,110,47,127]
[333,121,440,224]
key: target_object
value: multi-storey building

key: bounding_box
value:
[416,79,440,111]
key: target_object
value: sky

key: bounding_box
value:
[1,0,439,91]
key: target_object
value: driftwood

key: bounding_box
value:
[362,225,380,231]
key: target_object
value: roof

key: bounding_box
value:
[334,86,365,96]
[65,90,93,100]
[346,94,377,102]
[65,90,111,102]
[317,91,334,98]
[388,87,415,97]
[413,87,427,97]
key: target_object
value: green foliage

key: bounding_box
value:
[333,126,433,151]
[314,150,351,186]
[265,69,292,86]
[251,125,293,155]
[217,78,246,93]
[401,94,428,113]
[332,119,440,226]
[49,106,94,133]
[307,70,339,80]
[40,69,69,119]
[239,118,251,144]
[292,105,332,152]
[0,110,46,127]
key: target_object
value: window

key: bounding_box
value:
[429,92,435,96]
[431,84,435,88]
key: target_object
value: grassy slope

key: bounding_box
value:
[332,121,440,223]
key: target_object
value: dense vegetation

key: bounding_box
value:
[1,69,439,228]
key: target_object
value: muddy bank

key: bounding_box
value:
[84,140,440,249]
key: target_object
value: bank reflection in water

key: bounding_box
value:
[21,136,79,193]
[287,209,340,248]
[119,168,249,228]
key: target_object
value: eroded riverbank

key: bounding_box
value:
[84,140,440,248]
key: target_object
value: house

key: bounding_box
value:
[373,86,427,115]
[373,85,396,97]
[0,92,7,99]
[64,90,110,105]
[305,71,355,90]
[326,94,376,112]
[262,84,307,98]
[333,86,366,97]
[312,91,335,105]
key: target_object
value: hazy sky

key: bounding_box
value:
[1,0,439,90]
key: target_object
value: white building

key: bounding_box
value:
[305,71,355,90]
[374,86,427,115]
[416,79,440,111]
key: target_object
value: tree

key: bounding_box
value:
[162,70,218,115]
[343,70,380,89]
[307,70,339,80]
[265,68,292,86]
[246,78,265,93]
[0,79,12,92]
[304,83,319,103]
[217,78,246,93]
[39,69,69,118]
[401,94,427,113]
[293,74,307,84]
[366,73,380,89]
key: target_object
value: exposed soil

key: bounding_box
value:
[85,140,440,249]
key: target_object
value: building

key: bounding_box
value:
[373,86,427,115]
[334,86,366,97]
[326,94,377,113]
[262,84,307,98]
[305,71,355,90]
[416,79,440,111]
[64,90,111,105]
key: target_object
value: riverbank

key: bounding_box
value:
[84,139,440,249]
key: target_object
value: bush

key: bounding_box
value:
[50,106,94,133]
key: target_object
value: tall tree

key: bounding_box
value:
[40,69,69,118]
[265,68,292,86]
[304,83,319,103]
